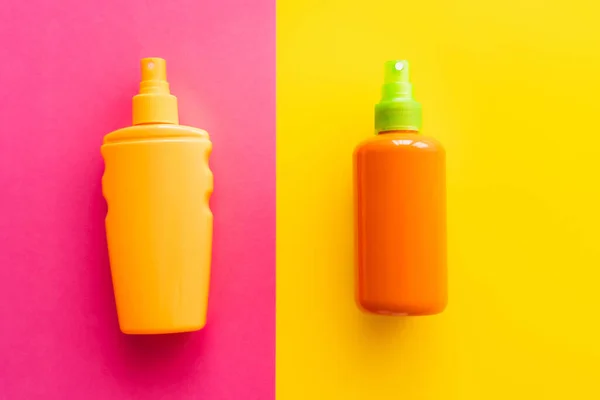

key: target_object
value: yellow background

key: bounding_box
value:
[277,0,600,398]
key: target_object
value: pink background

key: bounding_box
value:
[0,1,274,399]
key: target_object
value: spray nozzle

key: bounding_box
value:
[141,58,167,81]
[384,60,410,83]
[139,58,170,95]
[132,57,179,125]
[381,60,413,100]
[375,60,422,133]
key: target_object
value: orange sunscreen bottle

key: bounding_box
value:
[102,58,213,334]
[354,60,446,316]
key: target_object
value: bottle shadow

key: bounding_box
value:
[357,311,409,337]
[353,303,411,349]
[351,307,411,366]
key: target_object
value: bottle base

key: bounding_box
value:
[120,322,206,335]
[357,298,446,316]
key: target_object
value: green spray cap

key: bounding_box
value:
[375,60,422,133]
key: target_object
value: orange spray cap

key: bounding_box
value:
[132,58,179,125]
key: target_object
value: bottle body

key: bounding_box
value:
[354,132,446,315]
[102,124,213,334]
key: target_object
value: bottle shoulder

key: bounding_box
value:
[103,124,210,145]
[355,133,444,155]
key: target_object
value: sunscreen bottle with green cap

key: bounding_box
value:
[102,58,213,334]
[354,60,447,316]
